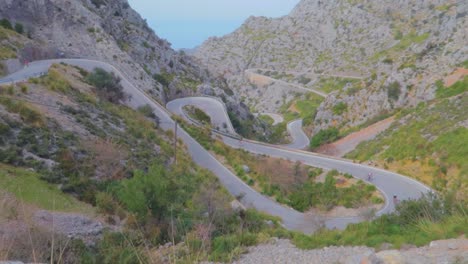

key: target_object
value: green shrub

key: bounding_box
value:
[382,57,394,64]
[0,18,12,30]
[185,106,211,125]
[210,235,241,262]
[387,81,401,101]
[96,192,117,215]
[86,68,125,103]
[310,127,339,149]
[0,97,43,126]
[14,22,23,34]
[137,104,156,119]
[94,232,146,264]
[153,72,174,87]
[332,102,347,115]
[42,68,71,93]
[19,83,28,93]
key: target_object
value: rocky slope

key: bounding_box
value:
[0,0,261,135]
[231,237,468,264]
[195,0,467,132]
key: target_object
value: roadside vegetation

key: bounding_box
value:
[293,193,467,250]
[176,119,382,213]
[309,127,339,149]
[280,92,323,126]
[183,105,211,125]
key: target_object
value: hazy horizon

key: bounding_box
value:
[128,0,300,49]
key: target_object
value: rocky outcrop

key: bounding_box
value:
[195,0,468,131]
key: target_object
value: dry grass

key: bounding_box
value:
[253,156,309,191]
[378,159,435,185]
[82,138,128,181]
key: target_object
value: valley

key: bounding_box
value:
[0,0,466,263]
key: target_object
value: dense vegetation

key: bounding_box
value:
[288,170,382,212]
[309,127,340,149]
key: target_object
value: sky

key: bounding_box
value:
[128,0,301,50]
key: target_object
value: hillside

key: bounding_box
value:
[0,0,265,138]
[0,1,467,263]
[0,63,286,262]
[195,0,467,133]
[346,77,468,202]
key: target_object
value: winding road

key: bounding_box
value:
[0,59,431,233]
[167,97,310,150]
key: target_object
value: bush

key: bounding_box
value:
[394,193,446,225]
[42,68,71,92]
[382,57,393,64]
[0,97,43,126]
[186,106,211,125]
[19,83,28,93]
[210,235,241,262]
[387,81,401,101]
[153,72,174,87]
[0,18,12,30]
[96,192,118,215]
[14,22,23,34]
[86,68,125,103]
[310,127,339,149]
[332,102,347,115]
[137,104,156,119]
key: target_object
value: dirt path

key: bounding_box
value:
[444,68,468,87]
[316,116,395,157]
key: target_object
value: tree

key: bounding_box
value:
[86,68,126,103]
[14,23,23,34]
[387,81,401,101]
[0,18,12,30]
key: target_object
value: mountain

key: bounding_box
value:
[195,0,467,132]
[0,0,467,263]
[0,0,263,136]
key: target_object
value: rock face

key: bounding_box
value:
[195,0,468,131]
[0,0,258,130]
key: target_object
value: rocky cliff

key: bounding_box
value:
[195,0,467,132]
